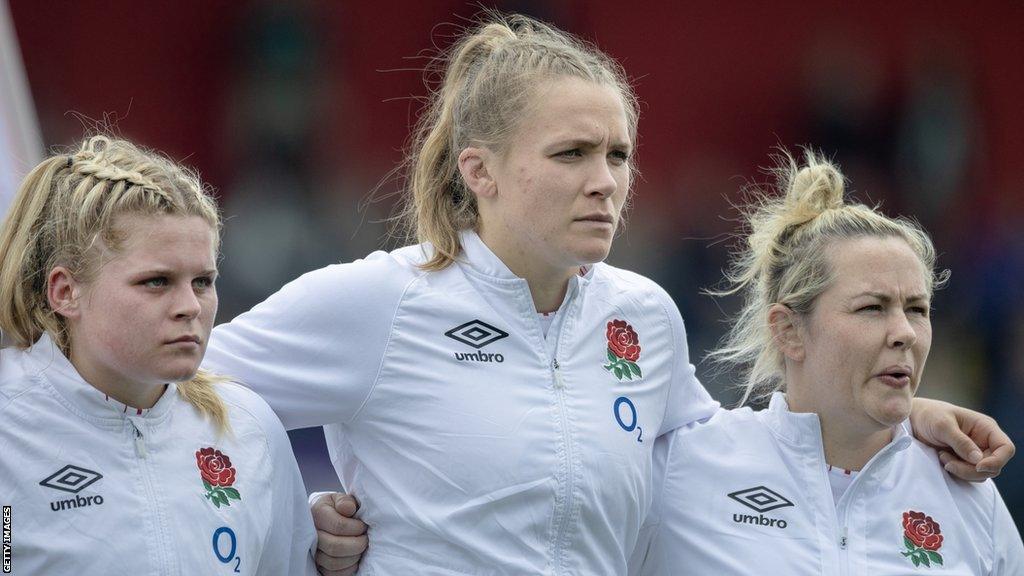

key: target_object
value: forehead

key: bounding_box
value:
[825,236,929,297]
[515,77,631,144]
[107,214,217,270]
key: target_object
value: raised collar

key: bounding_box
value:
[456,229,595,285]
[24,333,178,429]
[763,392,913,453]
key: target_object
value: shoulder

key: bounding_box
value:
[290,245,429,300]
[0,346,39,412]
[906,439,1000,525]
[214,381,289,443]
[591,263,681,324]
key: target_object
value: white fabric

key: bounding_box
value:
[0,334,317,575]
[203,230,720,575]
[630,393,1024,575]
[827,466,857,507]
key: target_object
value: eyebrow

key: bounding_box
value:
[549,137,632,151]
[855,291,929,303]
[136,268,219,277]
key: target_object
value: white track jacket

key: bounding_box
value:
[0,334,317,575]
[630,393,1023,575]
[203,230,720,575]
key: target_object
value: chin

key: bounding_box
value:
[871,397,913,427]
[571,241,613,265]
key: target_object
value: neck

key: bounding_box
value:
[69,352,166,410]
[477,231,575,313]
[786,386,893,471]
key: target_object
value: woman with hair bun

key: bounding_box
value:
[202,13,1014,575]
[0,136,318,574]
[630,152,1023,575]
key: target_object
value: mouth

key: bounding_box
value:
[574,213,615,225]
[168,335,202,346]
[875,365,913,388]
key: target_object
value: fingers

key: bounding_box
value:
[976,440,1015,476]
[333,493,360,518]
[312,494,368,538]
[938,450,998,482]
[315,532,367,573]
[316,553,360,576]
[941,425,984,466]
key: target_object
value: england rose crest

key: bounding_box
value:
[604,319,642,381]
[901,510,944,568]
[197,447,241,508]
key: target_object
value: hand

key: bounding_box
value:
[910,397,1016,482]
[313,493,368,576]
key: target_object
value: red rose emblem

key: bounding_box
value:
[903,511,943,551]
[196,447,236,488]
[607,319,641,362]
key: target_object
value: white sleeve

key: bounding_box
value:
[628,425,690,576]
[990,483,1024,575]
[203,256,412,430]
[247,393,319,576]
[655,287,719,437]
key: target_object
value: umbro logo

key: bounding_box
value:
[40,465,105,512]
[446,320,508,363]
[728,485,793,530]
[39,465,102,494]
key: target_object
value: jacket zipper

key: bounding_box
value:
[128,419,171,573]
[831,440,901,575]
[550,357,574,574]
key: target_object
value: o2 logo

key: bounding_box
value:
[613,396,643,443]
[212,526,241,573]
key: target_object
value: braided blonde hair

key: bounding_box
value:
[397,12,638,270]
[0,135,231,432]
[709,149,948,406]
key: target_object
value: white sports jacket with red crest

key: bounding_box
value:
[0,334,317,575]
[629,393,1023,575]
[203,230,720,575]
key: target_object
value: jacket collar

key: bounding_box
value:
[457,229,594,287]
[764,391,913,454]
[24,332,178,428]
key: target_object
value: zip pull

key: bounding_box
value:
[839,526,848,550]
[132,423,147,458]
[552,358,565,389]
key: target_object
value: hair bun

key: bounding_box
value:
[784,153,845,216]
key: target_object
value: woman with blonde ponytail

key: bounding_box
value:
[0,135,320,575]
[630,151,1022,575]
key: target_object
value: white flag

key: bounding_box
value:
[0,0,43,218]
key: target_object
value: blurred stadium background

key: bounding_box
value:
[3,1,1021,530]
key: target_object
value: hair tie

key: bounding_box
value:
[65,156,73,168]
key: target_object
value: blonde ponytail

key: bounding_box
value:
[709,149,947,406]
[396,12,638,270]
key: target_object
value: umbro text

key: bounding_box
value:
[454,351,504,363]
[50,494,104,512]
[733,513,788,529]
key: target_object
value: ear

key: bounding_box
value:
[457,146,497,200]
[47,266,82,320]
[768,303,805,362]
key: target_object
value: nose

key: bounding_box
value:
[173,284,202,320]
[587,157,619,199]
[887,310,918,349]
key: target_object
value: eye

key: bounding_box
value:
[193,276,216,290]
[908,305,929,316]
[142,277,168,288]
[856,304,883,313]
[608,150,631,166]
[555,149,583,159]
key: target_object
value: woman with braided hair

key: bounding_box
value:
[629,152,1023,575]
[201,13,1014,576]
[0,135,319,574]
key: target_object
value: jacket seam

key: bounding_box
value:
[348,272,424,423]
